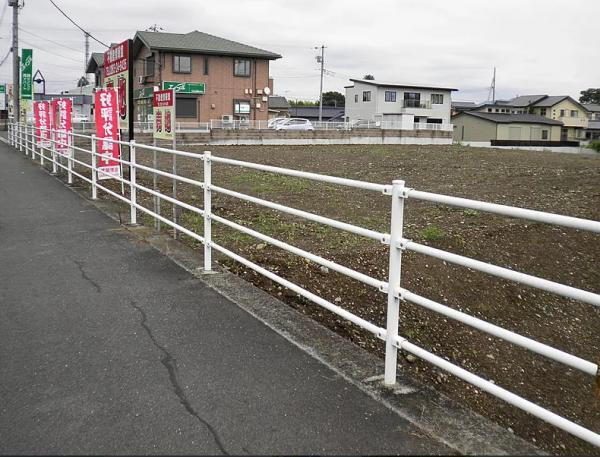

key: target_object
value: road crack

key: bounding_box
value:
[130,301,228,455]
[72,259,101,293]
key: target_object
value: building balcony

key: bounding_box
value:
[402,100,432,109]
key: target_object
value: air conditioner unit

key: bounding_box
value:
[222,115,233,122]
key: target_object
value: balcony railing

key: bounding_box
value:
[402,100,432,109]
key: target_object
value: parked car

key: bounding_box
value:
[268,117,287,129]
[350,119,379,129]
[275,118,314,131]
[73,115,90,123]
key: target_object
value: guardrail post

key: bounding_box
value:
[129,140,137,225]
[18,124,23,153]
[203,151,212,271]
[51,128,58,174]
[91,135,98,200]
[29,125,35,161]
[39,129,44,166]
[67,131,73,184]
[384,179,406,386]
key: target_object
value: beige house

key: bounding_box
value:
[528,96,589,141]
[453,112,563,143]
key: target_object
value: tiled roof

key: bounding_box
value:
[135,30,281,59]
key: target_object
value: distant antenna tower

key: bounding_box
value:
[147,24,164,32]
[487,67,496,102]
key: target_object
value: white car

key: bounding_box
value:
[275,118,314,131]
[73,115,90,123]
[268,117,287,129]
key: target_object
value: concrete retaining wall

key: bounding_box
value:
[133,128,452,146]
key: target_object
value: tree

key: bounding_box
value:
[289,99,319,107]
[579,88,600,105]
[321,91,345,107]
[363,74,375,80]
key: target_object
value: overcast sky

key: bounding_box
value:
[1,0,598,102]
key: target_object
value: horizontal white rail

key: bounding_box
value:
[397,338,600,448]
[407,189,600,233]
[210,156,389,193]
[210,184,387,242]
[404,240,600,307]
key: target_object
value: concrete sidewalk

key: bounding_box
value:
[0,143,453,454]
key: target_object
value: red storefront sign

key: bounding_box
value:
[33,101,51,147]
[152,89,175,141]
[94,88,121,180]
[103,40,129,77]
[103,40,129,128]
[53,98,73,156]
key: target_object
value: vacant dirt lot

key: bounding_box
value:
[67,142,600,454]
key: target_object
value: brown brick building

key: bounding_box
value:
[129,30,281,123]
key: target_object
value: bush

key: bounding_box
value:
[419,225,446,241]
[587,141,600,153]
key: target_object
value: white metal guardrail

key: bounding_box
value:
[7,121,600,448]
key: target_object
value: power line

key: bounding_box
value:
[0,48,11,67]
[0,0,8,28]
[47,0,109,48]
[20,38,82,63]
[19,27,82,53]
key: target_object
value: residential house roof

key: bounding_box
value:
[452,101,478,108]
[532,95,571,107]
[85,52,104,73]
[507,94,547,107]
[133,30,281,59]
[348,78,458,92]
[268,96,290,110]
[583,103,600,112]
[459,111,563,126]
[288,106,345,120]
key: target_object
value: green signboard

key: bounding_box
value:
[20,49,33,100]
[0,84,6,94]
[162,81,205,94]
[134,87,154,99]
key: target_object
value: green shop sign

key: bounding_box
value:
[162,81,205,94]
[0,84,6,94]
[134,87,154,99]
[20,49,33,100]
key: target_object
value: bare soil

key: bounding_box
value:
[69,142,600,455]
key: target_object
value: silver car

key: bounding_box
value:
[275,118,314,131]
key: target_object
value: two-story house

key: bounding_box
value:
[528,96,589,141]
[583,104,600,140]
[129,30,281,124]
[344,79,457,128]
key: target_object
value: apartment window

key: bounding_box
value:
[234,99,251,114]
[204,57,209,75]
[431,93,444,104]
[540,108,547,116]
[384,91,396,102]
[487,108,492,112]
[560,109,566,117]
[404,92,421,108]
[173,55,191,73]
[541,129,549,140]
[354,94,358,103]
[362,91,371,102]
[145,56,155,76]
[234,59,251,77]
[571,110,578,118]
[176,97,197,118]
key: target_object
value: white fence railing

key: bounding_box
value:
[7,121,600,448]
[71,119,453,133]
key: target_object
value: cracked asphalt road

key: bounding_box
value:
[0,142,452,455]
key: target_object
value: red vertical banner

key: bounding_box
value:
[94,88,121,180]
[54,98,73,156]
[33,101,51,147]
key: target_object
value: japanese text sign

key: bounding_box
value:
[94,89,121,180]
[152,89,175,141]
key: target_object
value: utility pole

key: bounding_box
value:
[84,32,90,75]
[10,0,20,121]
[492,67,496,102]
[315,45,325,122]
